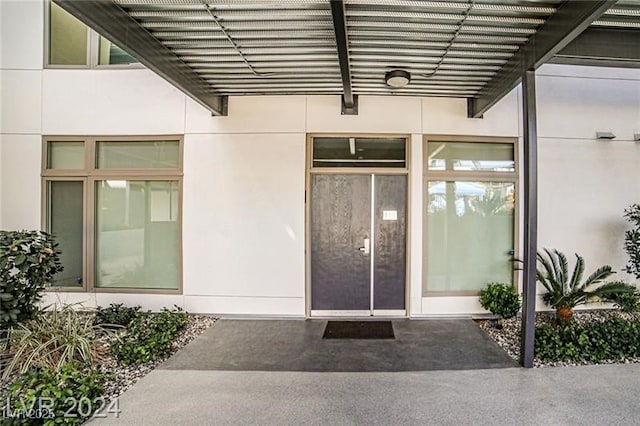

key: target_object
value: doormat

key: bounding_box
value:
[322,321,395,339]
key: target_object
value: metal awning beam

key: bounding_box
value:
[54,0,228,116]
[330,0,357,115]
[550,27,640,68]
[468,0,616,118]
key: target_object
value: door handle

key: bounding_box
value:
[358,238,370,255]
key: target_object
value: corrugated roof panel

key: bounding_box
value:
[104,0,636,97]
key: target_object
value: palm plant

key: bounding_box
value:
[536,248,636,323]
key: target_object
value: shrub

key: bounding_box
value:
[3,304,109,380]
[536,248,635,323]
[0,231,62,329]
[2,362,107,425]
[623,204,640,280]
[602,282,640,313]
[535,316,640,362]
[95,303,142,327]
[110,306,189,365]
[479,283,521,319]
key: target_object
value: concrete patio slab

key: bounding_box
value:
[159,319,518,372]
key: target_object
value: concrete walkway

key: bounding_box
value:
[159,319,518,371]
[91,365,640,425]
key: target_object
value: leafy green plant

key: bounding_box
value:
[110,306,189,365]
[536,248,635,323]
[95,303,142,327]
[479,283,520,327]
[623,204,640,280]
[0,231,62,329]
[2,362,107,425]
[3,304,110,380]
[535,316,640,362]
[601,282,640,313]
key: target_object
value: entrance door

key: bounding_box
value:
[310,174,406,316]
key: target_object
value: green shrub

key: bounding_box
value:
[2,362,107,425]
[3,304,109,380]
[110,306,189,365]
[95,303,142,327]
[0,231,62,329]
[623,204,640,280]
[479,283,521,319]
[602,282,640,313]
[535,316,640,362]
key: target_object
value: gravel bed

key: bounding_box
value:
[477,310,640,367]
[99,314,217,402]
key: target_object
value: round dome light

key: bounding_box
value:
[385,70,411,88]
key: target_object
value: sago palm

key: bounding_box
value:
[536,248,635,322]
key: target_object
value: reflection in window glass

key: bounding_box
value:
[98,37,138,65]
[97,141,180,169]
[47,141,85,169]
[313,137,406,168]
[426,181,515,293]
[47,181,83,287]
[95,180,179,290]
[49,3,87,66]
[427,142,515,172]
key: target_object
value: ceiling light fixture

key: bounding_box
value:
[385,70,411,88]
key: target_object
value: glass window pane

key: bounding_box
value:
[49,3,88,66]
[427,142,515,172]
[426,181,515,293]
[95,180,180,290]
[47,181,83,287]
[98,36,138,65]
[47,141,84,169]
[313,137,406,168]
[96,141,180,169]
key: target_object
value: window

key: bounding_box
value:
[47,2,138,67]
[423,137,518,295]
[312,137,406,168]
[43,137,182,292]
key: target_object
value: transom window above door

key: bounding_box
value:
[312,137,406,168]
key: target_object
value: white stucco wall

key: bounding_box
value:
[1,0,639,316]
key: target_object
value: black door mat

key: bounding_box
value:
[323,321,395,339]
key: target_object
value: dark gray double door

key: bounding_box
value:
[310,174,407,315]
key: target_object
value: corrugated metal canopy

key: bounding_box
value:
[54,0,640,115]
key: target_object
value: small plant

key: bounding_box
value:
[0,230,62,330]
[110,306,189,365]
[3,304,110,380]
[623,204,640,280]
[602,282,640,313]
[479,283,520,328]
[536,248,636,323]
[2,362,107,425]
[95,303,142,327]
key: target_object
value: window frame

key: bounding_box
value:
[42,136,184,294]
[44,1,144,69]
[422,135,520,297]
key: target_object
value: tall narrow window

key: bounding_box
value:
[49,2,88,66]
[46,181,84,287]
[424,138,518,295]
